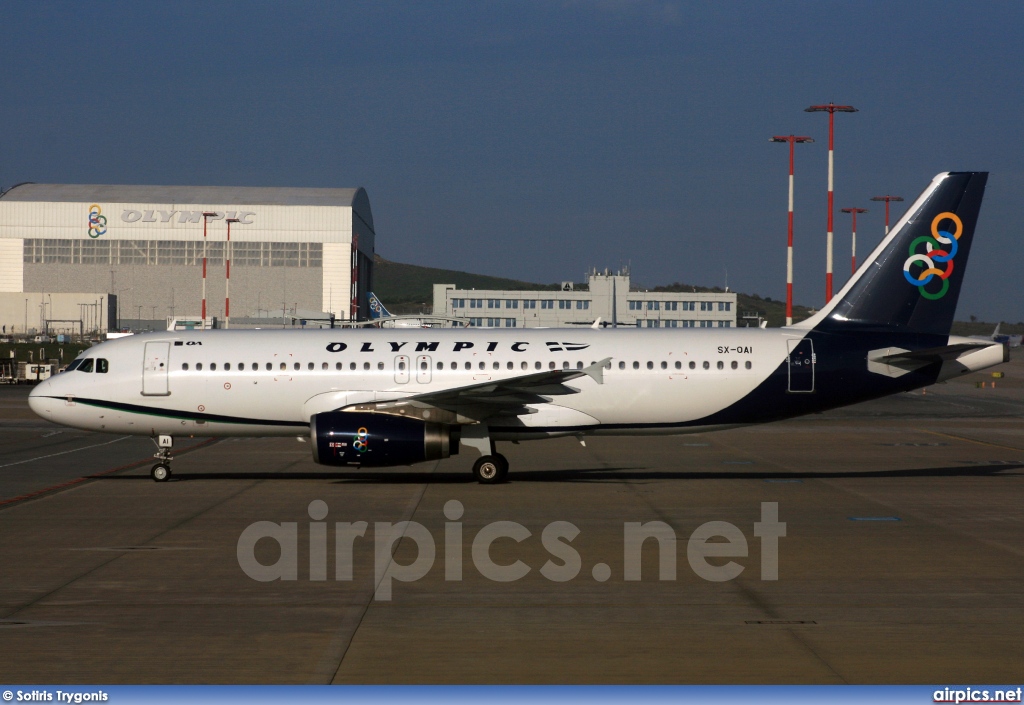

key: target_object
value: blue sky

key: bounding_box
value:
[2,1,1022,321]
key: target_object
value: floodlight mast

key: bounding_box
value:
[805,103,857,304]
[870,195,904,236]
[201,211,218,327]
[841,207,868,275]
[770,135,814,326]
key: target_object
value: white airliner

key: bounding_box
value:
[28,172,1005,483]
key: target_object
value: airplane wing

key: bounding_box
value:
[342,358,611,423]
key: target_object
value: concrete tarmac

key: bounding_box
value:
[0,359,1021,684]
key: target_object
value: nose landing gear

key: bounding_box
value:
[150,434,174,482]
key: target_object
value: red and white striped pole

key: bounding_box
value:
[841,207,868,275]
[805,103,857,303]
[871,195,904,236]
[771,135,814,326]
[201,211,218,327]
[225,218,239,329]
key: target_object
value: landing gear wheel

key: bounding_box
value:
[151,463,171,482]
[473,454,509,484]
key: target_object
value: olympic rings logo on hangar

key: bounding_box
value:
[88,204,107,238]
[902,211,962,300]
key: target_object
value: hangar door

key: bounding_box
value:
[142,342,171,396]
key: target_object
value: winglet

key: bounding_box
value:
[583,357,612,385]
[591,317,603,329]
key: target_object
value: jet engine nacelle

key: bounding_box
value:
[310,412,456,467]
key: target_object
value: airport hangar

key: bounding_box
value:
[0,183,375,335]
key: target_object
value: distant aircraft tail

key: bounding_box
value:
[797,172,988,336]
[367,292,392,320]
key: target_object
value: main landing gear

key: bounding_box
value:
[472,453,509,485]
[462,424,509,484]
[150,435,174,482]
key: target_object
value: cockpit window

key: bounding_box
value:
[66,359,84,372]
[96,359,109,373]
[78,359,94,373]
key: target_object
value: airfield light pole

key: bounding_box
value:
[870,195,904,236]
[770,135,814,326]
[805,102,858,303]
[225,218,240,329]
[841,207,868,275]
[201,211,218,328]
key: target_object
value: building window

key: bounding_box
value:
[646,320,659,328]
[541,300,554,309]
[470,299,483,309]
[700,301,711,311]
[451,299,464,309]
[506,300,519,309]
[700,320,712,328]
[682,302,695,311]
[505,318,516,327]
[576,300,589,310]
[469,317,483,326]
[628,301,641,311]
[665,301,677,311]
[487,318,499,326]
[719,321,731,328]
[719,302,731,311]
[488,299,500,308]
[635,321,643,328]
[647,301,659,311]
[665,320,678,328]
[559,300,571,310]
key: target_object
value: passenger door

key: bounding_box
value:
[787,338,815,393]
[142,342,171,396]
[394,355,410,384]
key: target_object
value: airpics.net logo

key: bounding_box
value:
[236,501,786,601]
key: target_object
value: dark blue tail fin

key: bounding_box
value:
[367,292,391,320]
[798,172,988,336]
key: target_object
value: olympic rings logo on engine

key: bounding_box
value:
[352,427,369,453]
[88,204,107,239]
[902,211,962,300]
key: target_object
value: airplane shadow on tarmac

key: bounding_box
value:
[93,463,1024,484]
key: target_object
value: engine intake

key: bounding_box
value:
[310,412,456,467]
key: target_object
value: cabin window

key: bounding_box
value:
[745,361,752,370]
[549,361,556,370]
[196,363,203,371]
[731,361,738,370]
[437,362,443,370]
[266,362,272,371]
[717,361,724,370]
[479,362,486,370]
[619,361,625,370]
[238,362,244,370]
[294,362,300,371]
[535,361,542,370]
[182,363,189,371]
[224,363,231,371]
[210,363,217,371]
[350,362,356,371]
[280,363,286,371]
[363,362,370,371]
[689,361,696,370]
[562,361,570,370]
[493,362,500,370]
[660,361,667,370]
[576,361,583,369]
[308,362,315,371]
[421,361,428,371]
[702,361,709,370]
[377,362,384,370]
[399,361,406,371]
[632,361,639,370]
[322,362,328,370]
[506,362,513,370]
[647,361,654,370]
[675,361,681,370]
[335,362,342,371]
[520,361,527,370]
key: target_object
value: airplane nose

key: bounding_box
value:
[28,379,55,418]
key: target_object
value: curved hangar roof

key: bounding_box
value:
[0,183,373,231]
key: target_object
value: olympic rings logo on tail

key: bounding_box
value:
[902,211,962,300]
[88,204,107,238]
[352,427,369,453]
